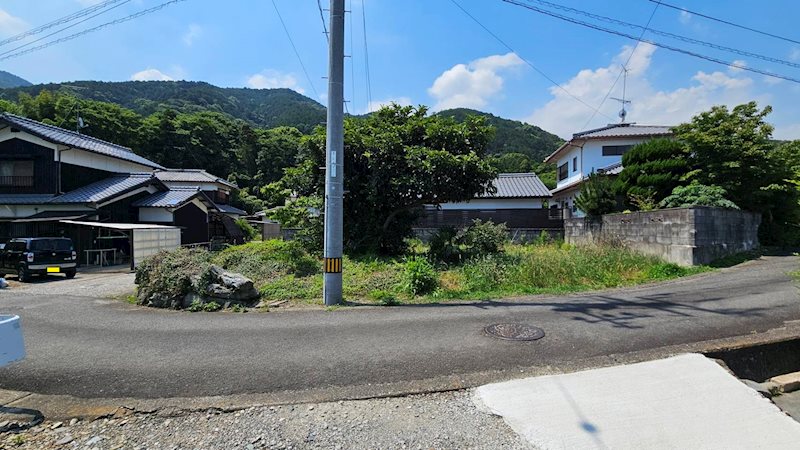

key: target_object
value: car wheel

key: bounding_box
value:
[65,270,76,279]
[17,265,31,283]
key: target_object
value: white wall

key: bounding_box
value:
[439,198,546,210]
[0,204,95,219]
[160,181,228,195]
[139,207,174,223]
[60,148,154,173]
[553,137,652,190]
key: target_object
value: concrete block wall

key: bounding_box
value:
[565,207,761,266]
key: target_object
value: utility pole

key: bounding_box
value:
[323,0,345,305]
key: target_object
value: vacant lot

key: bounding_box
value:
[3,271,135,298]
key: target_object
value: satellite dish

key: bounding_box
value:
[77,116,85,129]
[618,108,627,121]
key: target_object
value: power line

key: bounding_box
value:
[361,0,373,109]
[521,0,800,70]
[449,0,613,121]
[501,0,800,84]
[0,0,128,47]
[0,0,185,62]
[269,0,321,100]
[651,0,800,46]
[0,0,133,59]
[316,0,330,43]
[582,1,660,129]
[348,0,357,113]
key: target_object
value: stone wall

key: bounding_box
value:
[413,228,563,243]
[565,207,761,266]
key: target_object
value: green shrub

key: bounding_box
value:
[428,227,462,265]
[646,262,689,279]
[235,218,259,241]
[401,257,438,296]
[533,230,550,246]
[460,253,518,292]
[186,298,222,312]
[461,219,508,255]
[368,289,399,306]
[203,301,222,312]
[213,240,318,277]
[659,183,739,209]
[135,247,211,307]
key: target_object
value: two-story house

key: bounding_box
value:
[0,113,246,260]
[544,123,673,217]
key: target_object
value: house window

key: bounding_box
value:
[558,163,569,181]
[572,157,578,172]
[602,145,633,156]
[0,160,34,187]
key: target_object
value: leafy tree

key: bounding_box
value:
[489,152,532,173]
[673,102,775,209]
[659,183,739,209]
[615,138,690,205]
[299,104,497,254]
[254,126,303,185]
[575,172,616,217]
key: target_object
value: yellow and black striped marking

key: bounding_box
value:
[324,257,342,273]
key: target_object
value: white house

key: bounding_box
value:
[544,123,673,217]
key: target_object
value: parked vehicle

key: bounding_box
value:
[0,238,78,282]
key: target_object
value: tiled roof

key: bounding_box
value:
[214,203,247,215]
[480,173,551,199]
[598,161,624,175]
[573,124,673,139]
[132,187,203,208]
[51,173,157,204]
[0,194,54,204]
[154,169,237,189]
[0,113,164,169]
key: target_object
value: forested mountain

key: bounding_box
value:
[436,108,563,162]
[0,80,326,133]
[0,71,31,88]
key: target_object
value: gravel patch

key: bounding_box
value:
[0,390,532,449]
[3,272,135,299]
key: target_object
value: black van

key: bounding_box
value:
[0,238,78,282]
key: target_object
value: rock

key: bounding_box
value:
[182,293,204,309]
[55,434,74,445]
[69,418,79,426]
[85,435,103,446]
[742,379,772,397]
[50,421,63,429]
[200,266,259,302]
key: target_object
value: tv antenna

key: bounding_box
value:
[611,66,631,123]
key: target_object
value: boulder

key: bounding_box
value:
[197,265,259,304]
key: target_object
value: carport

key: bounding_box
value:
[59,220,181,270]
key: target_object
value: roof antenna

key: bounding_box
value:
[611,66,631,123]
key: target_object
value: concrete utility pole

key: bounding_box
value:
[323,0,345,305]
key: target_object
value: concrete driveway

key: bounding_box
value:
[2,269,134,298]
[0,255,798,401]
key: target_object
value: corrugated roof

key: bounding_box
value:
[50,173,156,204]
[132,187,203,208]
[215,203,247,215]
[154,169,237,189]
[573,124,673,139]
[59,220,178,230]
[479,173,551,198]
[0,113,164,169]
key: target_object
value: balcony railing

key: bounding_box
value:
[0,176,34,187]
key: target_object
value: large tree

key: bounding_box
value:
[298,104,497,254]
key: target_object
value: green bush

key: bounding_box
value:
[235,218,259,241]
[401,257,438,296]
[646,262,689,279]
[461,219,508,255]
[135,247,211,308]
[213,240,318,277]
[428,227,462,265]
[659,183,739,209]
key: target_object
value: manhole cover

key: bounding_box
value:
[484,323,545,341]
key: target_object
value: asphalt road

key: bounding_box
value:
[1,256,798,399]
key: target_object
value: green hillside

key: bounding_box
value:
[0,71,31,89]
[0,80,326,133]
[436,108,563,162]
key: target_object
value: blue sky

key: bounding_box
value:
[2,0,799,139]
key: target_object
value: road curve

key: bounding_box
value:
[1,255,798,399]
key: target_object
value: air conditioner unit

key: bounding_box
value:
[0,315,25,367]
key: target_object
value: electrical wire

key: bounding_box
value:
[582,1,660,129]
[521,0,800,70]
[0,0,185,62]
[501,0,800,84]
[348,0,357,113]
[269,0,321,100]
[361,0,373,109]
[316,0,330,43]
[651,0,800,46]
[0,0,128,47]
[450,0,613,121]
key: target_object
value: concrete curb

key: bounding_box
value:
[3,322,799,422]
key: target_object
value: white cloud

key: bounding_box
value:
[790,48,800,62]
[365,97,412,113]
[246,70,305,94]
[0,9,27,37]
[679,10,692,25]
[76,0,105,5]
[182,24,202,46]
[728,60,747,73]
[130,68,174,81]
[428,52,524,111]
[526,43,763,138]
